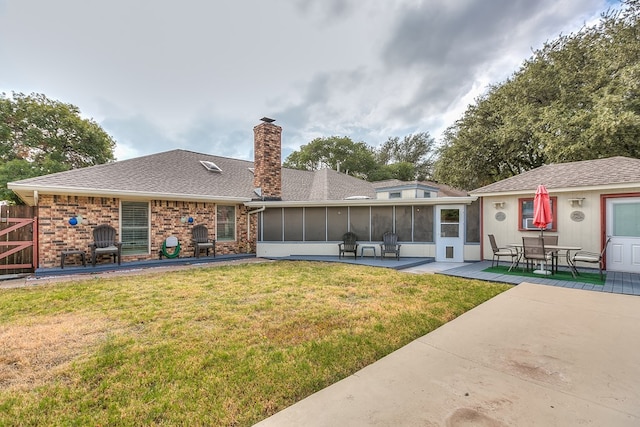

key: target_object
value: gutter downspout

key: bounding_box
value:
[247,206,265,251]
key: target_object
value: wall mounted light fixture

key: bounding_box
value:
[493,201,506,209]
[568,198,585,208]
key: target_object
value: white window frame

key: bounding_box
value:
[216,205,236,241]
[119,201,150,255]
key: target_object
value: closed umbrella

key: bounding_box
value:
[533,184,552,234]
[533,184,553,274]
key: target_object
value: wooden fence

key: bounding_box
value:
[0,205,37,274]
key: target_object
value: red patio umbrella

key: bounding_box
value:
[533,184,552,235]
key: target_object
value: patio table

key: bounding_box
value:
[60,249,87,269]
[508,243,581,275]
[360,245,377,259]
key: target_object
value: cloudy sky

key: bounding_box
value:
[0,0,617,162]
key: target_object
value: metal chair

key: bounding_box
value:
[380,231,401,260]
[488,234,518,270]
[542,235,558,272]
[522,236,554,274]
[571,236,611,280]
[338,232,358,259]
[89,224,122,267]
[191,224,216,258]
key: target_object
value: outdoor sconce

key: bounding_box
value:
[493,201,506,209]
[568,198,585,208]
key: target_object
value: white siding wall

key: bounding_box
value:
[257,242,479,259]
[481,189,640,263]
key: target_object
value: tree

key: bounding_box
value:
[376,132,435,181]
[434,0,640,189]
[283,136,377,179]
[0,92,116,203]
[367,162,417,182]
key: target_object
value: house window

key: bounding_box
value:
[389,191,401,199]
[217,205,236,241]
[120,201,149,255]
[518,197,557,231]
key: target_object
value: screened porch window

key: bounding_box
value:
[121,201,149,255]
[217,205,236,241]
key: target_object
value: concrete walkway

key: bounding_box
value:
[255,283,640,426]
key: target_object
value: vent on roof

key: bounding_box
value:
[344,196,371,200]
[200,160,222,173]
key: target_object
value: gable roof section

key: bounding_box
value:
[307,168,376,200]
[471,156,640,195]
[9,149,376,204]
[10,150,257,202]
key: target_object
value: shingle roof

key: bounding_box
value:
[9,149,377,202]
[471,156,640,195]
[11,150,257,199]
[10,149,473,203]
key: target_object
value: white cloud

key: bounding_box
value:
[0,0,614,160]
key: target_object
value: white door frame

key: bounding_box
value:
[606,197,640,273]
[435,205,465,262]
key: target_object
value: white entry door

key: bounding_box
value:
[436,205,465,262]
[606,197,640,273]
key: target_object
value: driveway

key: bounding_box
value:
[255,283,640,426]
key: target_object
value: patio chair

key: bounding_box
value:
[522,236,554,274]
[488,234,518,270]
[380,231,401,260]
[192,224,216,258]
[542,235,559,272]
[89,224,122,267]
[571,236,611,280]
[338,232,358,259]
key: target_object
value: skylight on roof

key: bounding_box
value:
[200,160,222,173]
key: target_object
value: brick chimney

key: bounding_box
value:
[253,117,282,200]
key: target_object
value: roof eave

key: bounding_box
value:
[7,184,251,204]
[244,196,478,208]
[470,182,640,197]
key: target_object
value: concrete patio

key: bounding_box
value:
[255,282,640,426]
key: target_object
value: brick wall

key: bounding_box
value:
[253,122,282,200]
[37,195,256,268]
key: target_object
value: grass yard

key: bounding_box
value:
[0,261,510,426]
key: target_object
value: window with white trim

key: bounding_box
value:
[120,201,149,255]
[217,205,236,241]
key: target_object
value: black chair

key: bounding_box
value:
[191,224,216,258]
[338,232,358,259]
[571,236,611,280]
[89,224,122,267]
[488,234,518,270]
[380,232,401,260]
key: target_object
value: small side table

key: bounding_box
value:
[61,249,87,269]
[360,245,376,259]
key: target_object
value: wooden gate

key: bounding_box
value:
[0,205,37,274]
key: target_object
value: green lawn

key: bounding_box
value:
[0,261,510,426]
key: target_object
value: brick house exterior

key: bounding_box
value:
[10,118,478,269]
[35,195,256,267]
